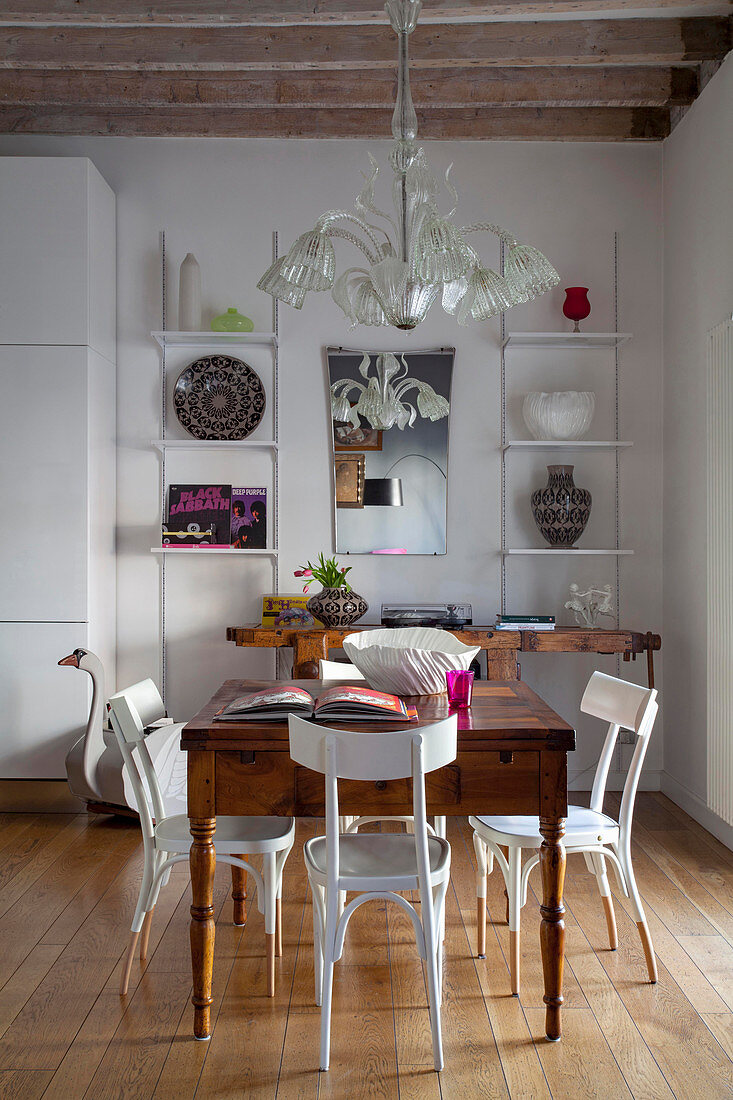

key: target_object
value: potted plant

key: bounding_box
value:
[295,553,368,629]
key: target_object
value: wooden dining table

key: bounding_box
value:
[182,678,576,1043]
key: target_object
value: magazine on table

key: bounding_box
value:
[213,684,418,722]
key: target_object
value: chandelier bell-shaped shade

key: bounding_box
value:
[415,383,450,421]
[257,255,307,310]
[458,265,515,325]
[504,243,561,303]
[280,229,336,291]
[258,0,559,330]
[414,216,473,285]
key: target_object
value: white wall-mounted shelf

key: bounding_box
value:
[503,440,632,453]
[151,547,279,556]
[503,332,631,350]
[152,331,277,349]
[503,548,634,556]
[150,234,281,705]
[151,438,277,452]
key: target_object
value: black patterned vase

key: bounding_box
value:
[531,465,591,547]
[306,586,369,629]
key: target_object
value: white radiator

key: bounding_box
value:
[707,318,733,825]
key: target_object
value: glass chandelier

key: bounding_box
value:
[257,0,559,331]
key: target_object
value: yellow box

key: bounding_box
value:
[261,594,320,628]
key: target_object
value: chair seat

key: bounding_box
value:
[470,806,620,849]
[154,814,295,854]
[304,832,450,891]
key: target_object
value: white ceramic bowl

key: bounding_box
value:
[522,391,595,440]
[342,627,480,696]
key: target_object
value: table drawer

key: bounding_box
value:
[216,751,297,816]
[214,749,541,818]
[294,765,461,816]
[457,750,540,815]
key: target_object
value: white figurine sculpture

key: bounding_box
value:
[564,583,615,629]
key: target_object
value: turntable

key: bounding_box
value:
[381,603,472,629]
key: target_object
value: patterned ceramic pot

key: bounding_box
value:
[307,586,368,628]
[531,465,591,547]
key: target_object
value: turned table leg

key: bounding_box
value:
[231,861,247,927]
[539,816,566,1041]
[190,817,216,1040]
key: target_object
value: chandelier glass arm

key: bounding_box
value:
[460,222,519,248]
[326,227,381,268]
[318,210,392,256]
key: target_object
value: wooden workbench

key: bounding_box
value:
[226,625,661,686]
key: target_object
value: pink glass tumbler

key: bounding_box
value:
[446,669,474,708]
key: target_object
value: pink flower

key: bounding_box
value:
[294,568,313,578]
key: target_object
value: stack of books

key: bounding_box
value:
[495,615,555,631]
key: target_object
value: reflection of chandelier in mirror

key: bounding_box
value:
[331,352,449,431]
[258,0,559,331]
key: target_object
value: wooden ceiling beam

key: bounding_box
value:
[0,18,728,70]
[0,66,698,109]
[0,104,671,140]
[1,2,730,26]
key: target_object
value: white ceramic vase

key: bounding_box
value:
[522,391,595,440]
[178,253,202,331]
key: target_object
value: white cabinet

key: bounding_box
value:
[0,346,88,621]
[0,158,115,361]
[0,158,116,778]
[0,623,93,778]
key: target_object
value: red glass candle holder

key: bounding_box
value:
[563,287,591,333]
[446,669,474,708]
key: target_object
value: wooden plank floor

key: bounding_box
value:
[0,795,732,1098]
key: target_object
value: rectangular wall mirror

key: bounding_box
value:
[328,347,453,555]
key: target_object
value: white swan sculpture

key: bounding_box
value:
[59,648,188,817]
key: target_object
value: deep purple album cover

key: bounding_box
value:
[230,487,267,549]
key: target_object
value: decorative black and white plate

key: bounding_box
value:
[173,355,266,440]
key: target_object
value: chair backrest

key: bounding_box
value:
[289,714,457,899]
[581,671,658,837]
[108,683,168,844]
[111,677,167,732]
[289,714,457,782]
[318,659,365,681]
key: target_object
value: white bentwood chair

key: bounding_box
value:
[317,660,411,836]
[289,713,457,1072]
[108,682,295,998]
[470,671,659,995]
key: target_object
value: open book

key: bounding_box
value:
[213,684,418,722]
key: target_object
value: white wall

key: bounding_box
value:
[0,134,664,789]
[662,57,733,839]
